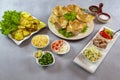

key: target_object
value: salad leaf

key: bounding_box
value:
[58,29,73,38]
[64,12,76,21]
[81,26,88,33]
[0,10,21,35]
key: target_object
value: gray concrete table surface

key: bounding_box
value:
[0,0,120,80]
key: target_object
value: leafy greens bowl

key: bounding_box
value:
[34,50,55,66]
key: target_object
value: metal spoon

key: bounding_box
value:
[112,29,120,37]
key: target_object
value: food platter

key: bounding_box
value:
[48,18,94,40]
[48,4,95,40]
[0,11,46,45]
[73,26,120,73]
[8,21,46,45]
[0,4,120,75]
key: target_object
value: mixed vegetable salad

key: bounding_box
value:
[83,46,102,63]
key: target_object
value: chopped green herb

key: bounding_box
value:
[65,32,73,37]
[38,52,53,65]
[81,8,86,12]
[49,20,54,25]
[59,29,66,35]
[58,29,73,38]
[81,26,88,33]
[0,10,21,35]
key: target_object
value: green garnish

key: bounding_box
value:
[64,12,76,21]
[39,52,53,65]
[81,8,86,12]
[104,28,113,36]
[0,10,21,35]
[81,26,88,33]
[49,20,54,25]
[58,29,73,38]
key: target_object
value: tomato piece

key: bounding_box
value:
[56,40,63,44]
[52,42,56,46]
[107,34,112,39]
[58,40,63,46]
[60,41,63,46]
[54,40,63,48]
[52,43,57,47]
[100,30,112,39]
[56,43,59,46]
[51,40,64,52]
[52,45,55,49]
[58,40,62,43]
[53,46,59,52]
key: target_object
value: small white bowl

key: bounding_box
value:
[31,35,50,48]
[34,51,55,66]
[51,40,70,55]
[96,13,110,23]
[89,5,98,15]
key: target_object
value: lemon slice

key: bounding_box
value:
[34,50,43,58]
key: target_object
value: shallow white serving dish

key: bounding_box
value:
[96,13,110,24]
[51,40,70,55]
[34,51,55,67]
[48,17,94,40]
[31,35,50,48]
[73,26,120,73]
[8,21,46,45]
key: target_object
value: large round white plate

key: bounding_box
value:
[48,17,94,40]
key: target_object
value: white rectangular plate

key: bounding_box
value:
[8,21,46,45]
[73,26,120,73]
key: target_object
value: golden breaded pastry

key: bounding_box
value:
[50,4,94,36]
